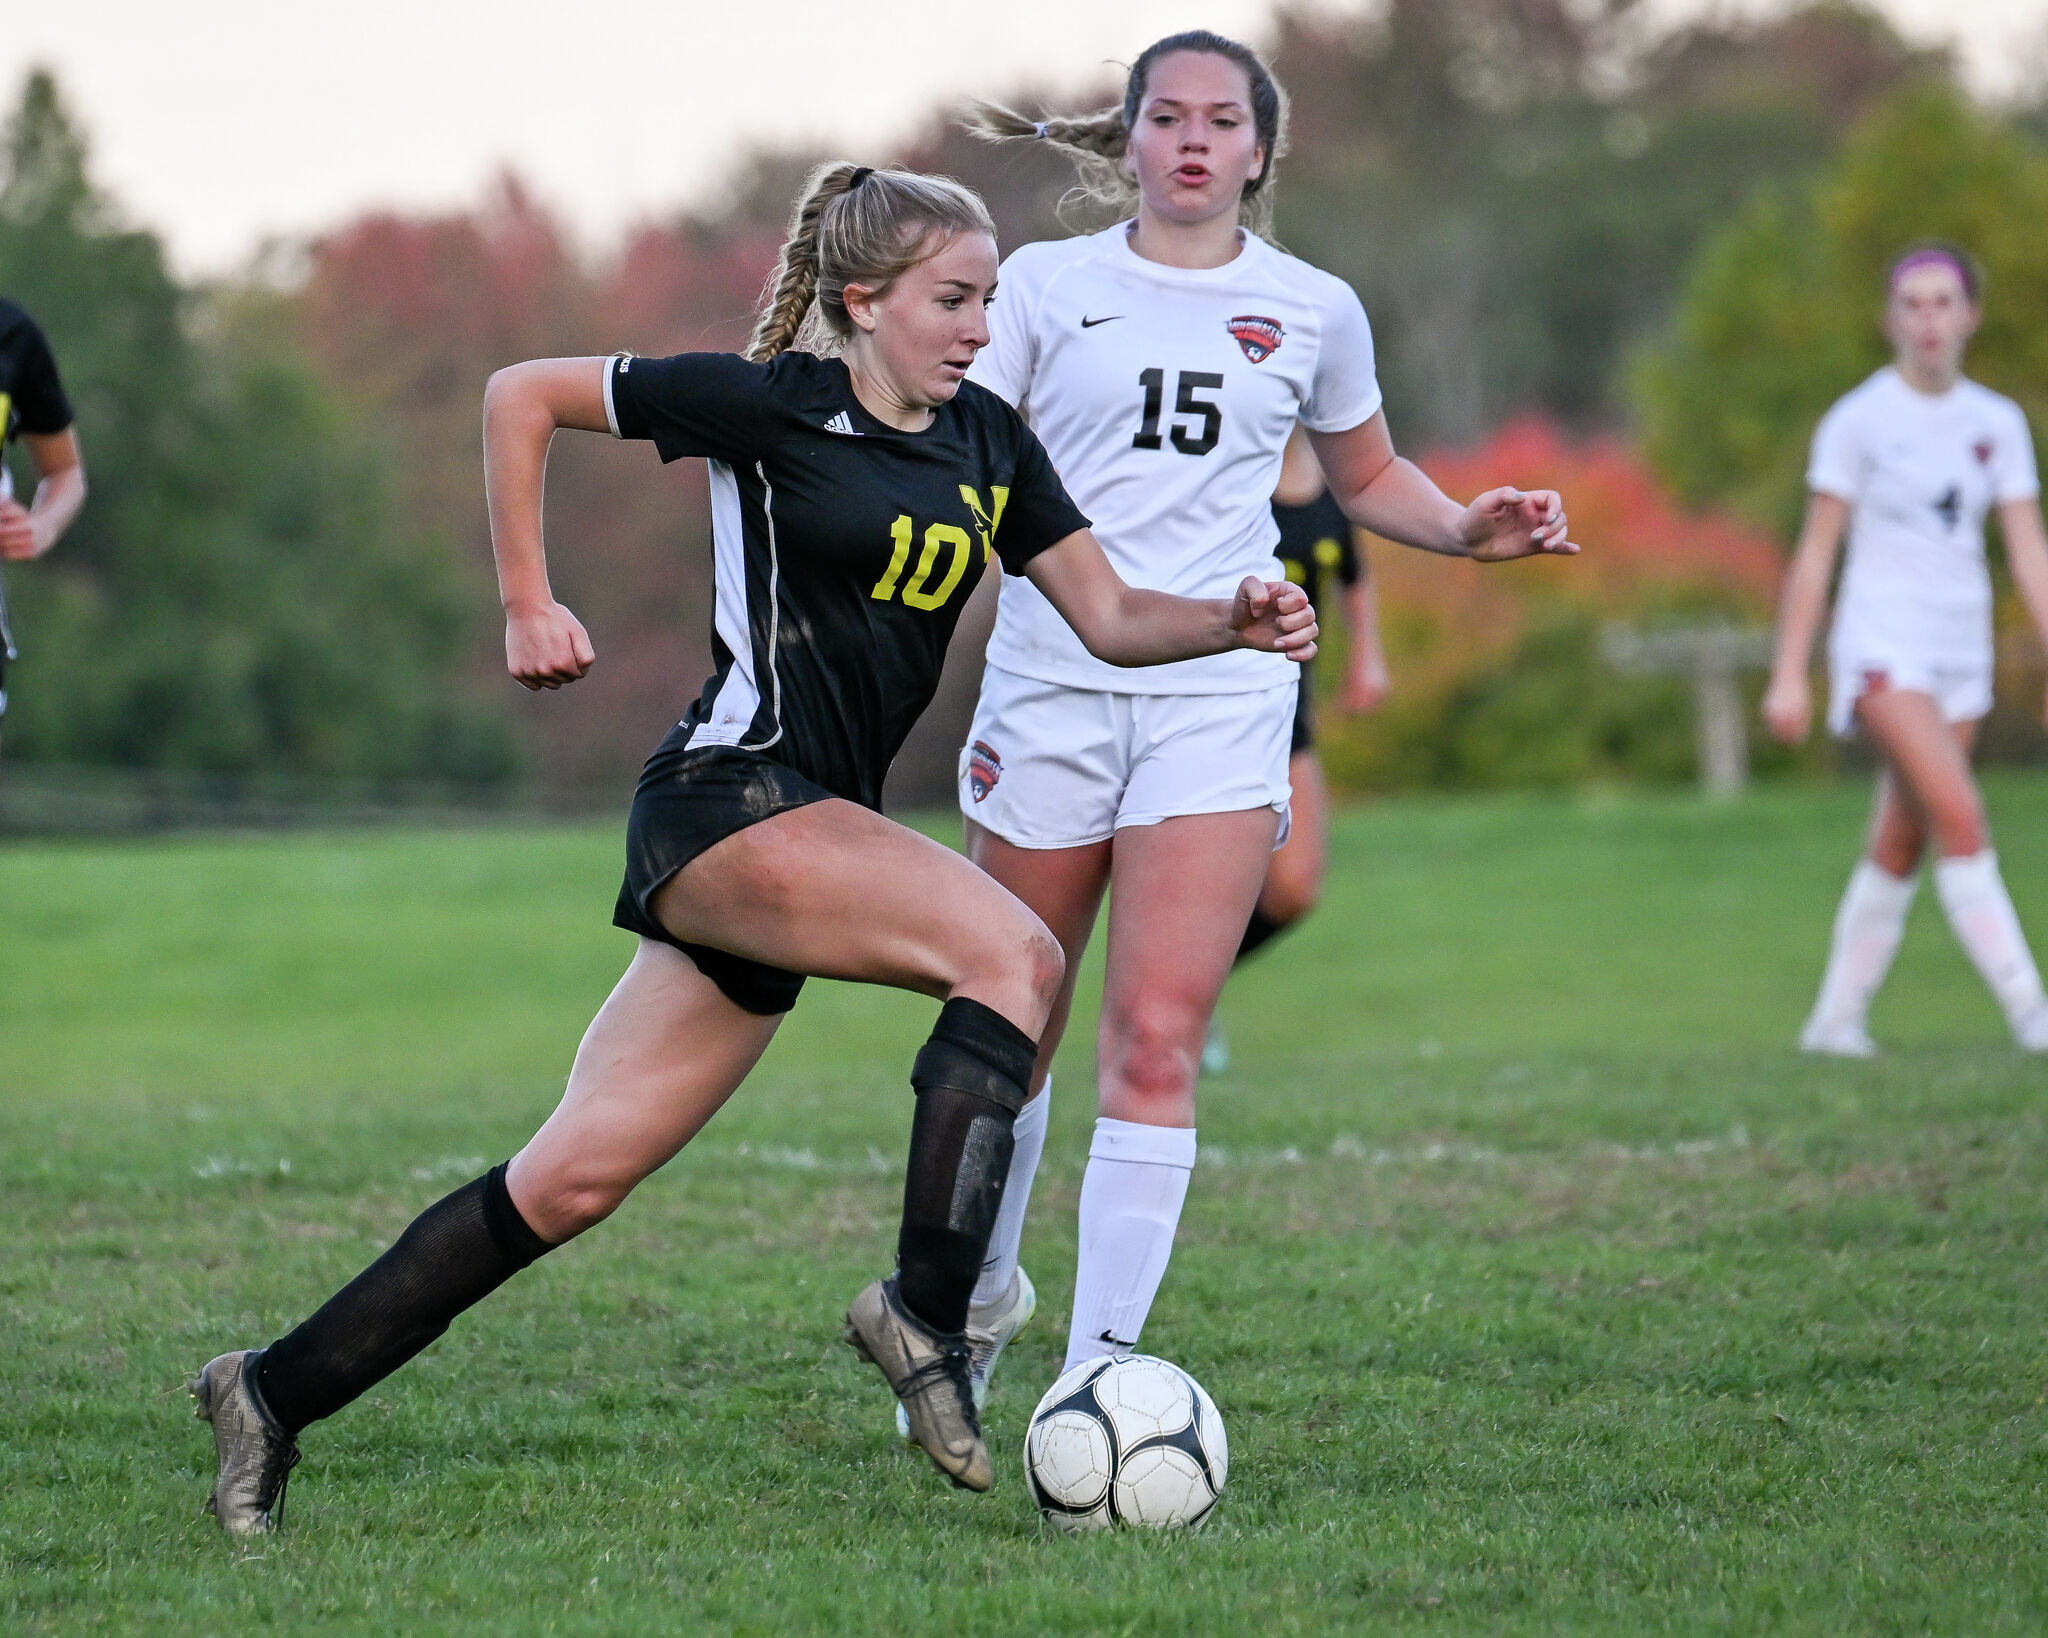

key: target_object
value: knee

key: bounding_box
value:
[1020,922,1067,1014]
[1260,876,1320,928]
[1927,791,1987,857]
[1103,998,1202,1110]
[515,1166,628,1243]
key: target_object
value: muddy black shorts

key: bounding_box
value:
[613,730,836,1015]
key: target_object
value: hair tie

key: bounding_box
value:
[1033,121,1050,140]
[847,165,874,189]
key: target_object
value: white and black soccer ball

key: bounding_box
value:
[1023,1354,1227,1530]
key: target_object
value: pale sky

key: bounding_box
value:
[6,0,2044,275]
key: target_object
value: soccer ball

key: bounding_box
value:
[1023,1355,1227,1530]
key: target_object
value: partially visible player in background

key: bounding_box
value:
[1764,244,2048,1055]
[1203,422,1388,1073]
[0,297,88,749]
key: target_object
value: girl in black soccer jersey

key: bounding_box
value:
[0,297,88,747]
[189,163,1318,1532]
[1203,423,1389,1075]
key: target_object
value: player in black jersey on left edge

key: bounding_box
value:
[188,162,1317,1532]
[0,297,88,750]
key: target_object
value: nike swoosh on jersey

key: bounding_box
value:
[1079,315,1124,328]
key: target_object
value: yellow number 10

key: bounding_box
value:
[872,515,973,611]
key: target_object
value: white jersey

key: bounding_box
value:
[970,223,1383,693]
[1809,367,2039,663]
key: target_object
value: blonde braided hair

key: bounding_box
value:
[746,163,996,362]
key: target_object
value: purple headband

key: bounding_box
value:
[1890,248,1974,296]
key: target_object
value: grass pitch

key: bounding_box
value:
[3,777,2046,1635]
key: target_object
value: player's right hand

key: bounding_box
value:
[1761,674,1810,745]
[0,497,37,560]
[506,602,595,690]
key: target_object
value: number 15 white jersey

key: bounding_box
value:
[969,222,1384,694]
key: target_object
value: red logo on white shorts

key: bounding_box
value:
[967,740,1001,803]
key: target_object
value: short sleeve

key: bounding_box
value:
[968,250,1040,410]
[1300,281,1382,434]
[1991,400,2040,504]
[606,351,776,465]
[1805,398,1862,500]
[7,313,74,436]
[992,412,1089,575]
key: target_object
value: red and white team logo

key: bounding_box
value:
[967,740,1002,802]
[1973,439,1994,466]
[1227,315,1283,363]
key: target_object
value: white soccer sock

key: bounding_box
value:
[1063,1118,1197,1372]
[1805,859,1917,1033]
[1933,850,2047,1028]
[974,1077,1049,1309]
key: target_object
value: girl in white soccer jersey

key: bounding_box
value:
[1765,244,2048,1055]
[951,31,1577,1390]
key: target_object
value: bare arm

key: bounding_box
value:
[1307,412,1576,562]
[0,428,86,561]
[1761,491,1850,744]
[1023,528,1318,669]
[1336,562,1389,714]
[1997,495,2048,727]
[481,357,610,690]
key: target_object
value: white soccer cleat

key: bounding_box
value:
[2012,1001,2048,1053]
[895,1267,1037,1441]
[1799,1016,1878,1058]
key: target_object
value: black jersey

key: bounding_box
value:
[608,350,1089,809]
[0,299,74,463]
[1272,489,1360,609]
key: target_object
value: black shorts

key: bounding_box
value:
[613,730,835,1015]
[1289,670,1314,755]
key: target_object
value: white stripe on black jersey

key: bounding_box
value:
[608,350,1089,809]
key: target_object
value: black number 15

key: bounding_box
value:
[1133,368,1223,456]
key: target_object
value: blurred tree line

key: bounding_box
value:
[2,1,2043,798]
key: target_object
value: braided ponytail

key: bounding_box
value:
[964,31,1289,240]
[747,162,996,362]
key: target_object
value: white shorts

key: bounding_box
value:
[958,667,1296,849]
[1827,650,1993,737]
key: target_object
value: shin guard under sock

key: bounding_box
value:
[895,997,1035,1335]
[253,1162,553,1434]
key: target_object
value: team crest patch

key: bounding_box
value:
[1227,315,1284,363]
[1973,439,1994,466]
[967,740,1001,803]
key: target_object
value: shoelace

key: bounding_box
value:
[257,1435,303,1528]
[897,1345,976,1422]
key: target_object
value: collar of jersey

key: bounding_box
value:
[827,356,948,438]
[1102,219,1263,285]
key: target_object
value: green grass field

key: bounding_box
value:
[4,777,2047,1635]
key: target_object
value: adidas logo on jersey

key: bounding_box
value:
[821,411,861,436]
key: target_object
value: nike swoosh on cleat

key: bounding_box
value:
[1080,315,1125,328]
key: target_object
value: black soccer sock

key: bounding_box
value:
[895,997,1036,1335]
[252,1162,554,1435]
[1235,907,1291,966]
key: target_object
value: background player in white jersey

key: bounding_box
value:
[955,32,1577,1387]
[1764,245,2048,1055]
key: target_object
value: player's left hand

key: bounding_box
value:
[1232,576,1318,662]
[0,498,41,561]
[1460,487,1577,562]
